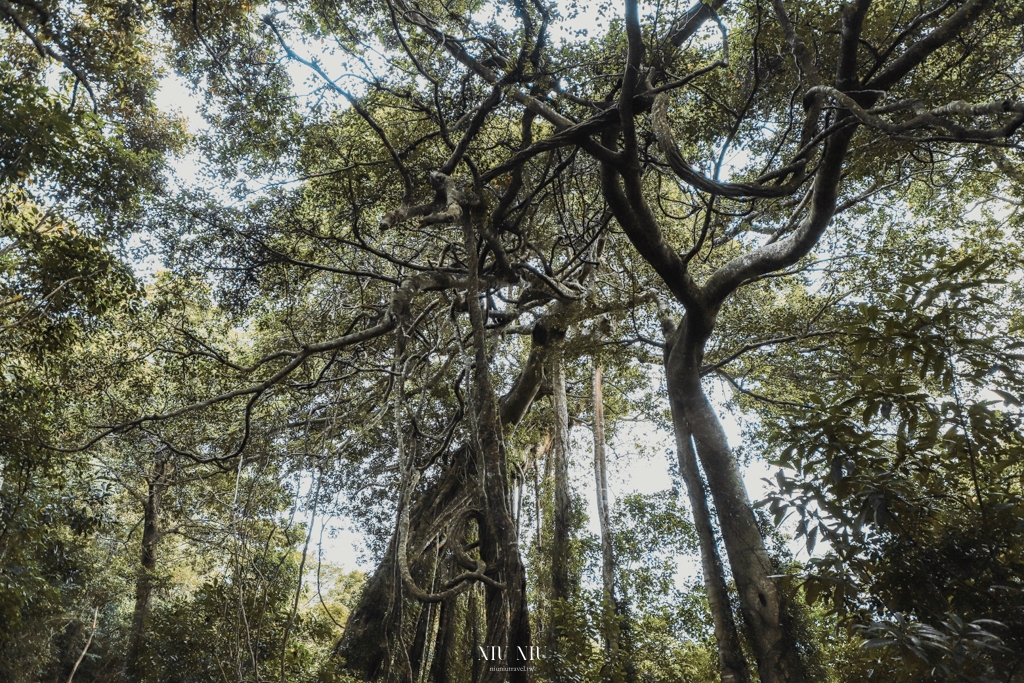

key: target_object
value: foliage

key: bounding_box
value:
[754,249,1024,680]
[4,0,1024,681]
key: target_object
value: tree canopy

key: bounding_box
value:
[2,0,1024,682]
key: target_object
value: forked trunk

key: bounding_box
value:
[666,321,803,683]
[665,358,749,683]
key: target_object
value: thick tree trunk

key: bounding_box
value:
[338,343,553,680]
[666,375,749,683]
[592,364,620,673]
[666,321,803,683]
[336,460,471,679]
[463,220,532,683]
[123,459,166,681]
[339,225,571,681]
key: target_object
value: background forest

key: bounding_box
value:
[3,0,1024,682]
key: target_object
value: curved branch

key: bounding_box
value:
[440,85,502,176]
[40,273,448,453]
[397,469,505,604]
[652,94,807,198]
[381,172,472,229]
[702,119,860,305]
[866,0,994,92]
[264,17,415,202]
[700,330,842,375]
[665,0,727,48]
[807,87,1024,139]
[0,0,97,108]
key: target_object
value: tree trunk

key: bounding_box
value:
[410,595,436,683]
[549,346,573,607]
[428,589,455,683]
[592,364,620,675]
[470,586,484,683]
[528,433,551,554]
[541,345,574,679]
[666,321,803,683]
[463,220,532,683]
[336,459,471,679]
[123,459,166,681]
[666,369,749,683]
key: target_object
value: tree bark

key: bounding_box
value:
[592,364,620,674]
[665,351,749,683]
[666,320,802,683]
[428,586,455,683]
[463,219,532,683]
[542,344,574,679]
[336,459,471,679]
[470,586,484,683]
[338,327,552,681]
[549,345,573,607]
[123,459,166,682]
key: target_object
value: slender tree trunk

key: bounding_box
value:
[428,583,455,683]
[592,364,620,675]
[541,345,574,680]
[667,380,749,683]
[68,607,99,683]
[280,475,319,683]
[408,538,444,683]
[408,595,432,683]
[666,321,802,683]
[528,433,551,555]
[469,586,484,683]
[123,459,166,681]
[549,346,573,607]
[533,461,543,552]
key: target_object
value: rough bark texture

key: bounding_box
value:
[543,344,574,678]
[123,459,166,682]
[463,220,532,683]
[336,460,471,678]
[337,319,556,680]
[428,590,455,683]
[408,587,434,682]
[549,346,572,607]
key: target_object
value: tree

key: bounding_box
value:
[246,0,1023,680]
[4,0,1024,681]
